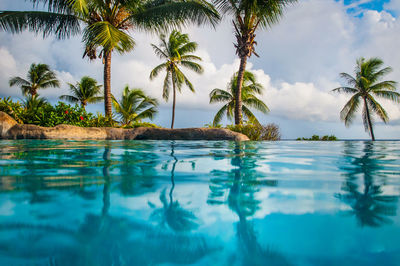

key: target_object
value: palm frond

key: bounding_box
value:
[83,21,135,53]
[212,104,228,126]
[130,0,220,32]
[242,105,261,125]
[369,80,397,92]
[151,44,169,59]
[243,96,269,113]
[59,94,79,103]
[367,95,389,123]
[9,77,30,87]
[339,72,357,87]
[163,71,172,101]
[209,88,232,103]
[340,93,361,126]
[180,60,204,74]
[332,86,359,94]
[0,11,80,39]
[150,63,167,80]
[373,90,400,103]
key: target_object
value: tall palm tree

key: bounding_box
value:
[9,63,60,96]
[213,0,296,125]
[332,57,399,141]
[209,71,269,126]
[150,30,203,128]
[112,86,158,126]
[1,0,220,118]
[59,76,102,109]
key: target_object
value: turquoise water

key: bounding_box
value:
[0,140,399,266]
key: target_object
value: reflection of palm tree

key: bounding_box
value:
[0,142,218,264]
[151,142,198,232]
[208,143,289,265]
[336,142,398,227]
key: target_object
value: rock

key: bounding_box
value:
[0,112,17,139]
[136,127,249,141]
[0,111,249,141]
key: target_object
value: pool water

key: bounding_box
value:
[0,140,399,265]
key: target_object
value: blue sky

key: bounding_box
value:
[0,0,400,139]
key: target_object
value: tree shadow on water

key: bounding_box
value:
[336,142,399,227]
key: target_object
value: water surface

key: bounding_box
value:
[0,140,399,265]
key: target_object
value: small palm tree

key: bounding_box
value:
[112,86,158,126]
[209,71,269,126]
[9,63,60,96]
[213,0,297,125]
[59,76,103,109]
[150,30,203,129]
[23,95,48,113]
[333,57,399,141]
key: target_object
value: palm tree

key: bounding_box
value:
[213,0,296,125]
[9,63,60,96]
[332,57,399,141]
[59,76,102,109]
[23,94,48,112]
[112,86,158,126]
[150,30,203,128]
[209,71,269,126]
[0,0,220,118]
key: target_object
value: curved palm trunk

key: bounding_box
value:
[363,97,375,141]
[235,56,248,125]
[171,79,177,129]
[104,51,112,117]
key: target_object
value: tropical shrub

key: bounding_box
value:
[296,135,338,141]
[0,97,24,123]
[228,121,281,141]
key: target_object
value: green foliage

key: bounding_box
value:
[296,135,338,141]
[150,30,203,128]
[0,97,115,127]
[333,57,399,140]
[112,86,158,126]
[59,76,103,108]
[123,122,160,129]
[203,123,222,128]
[228,121,281,141]
[88,112,117,127]
[0,97,24,123]
[209,70,269,126]
[21,101,93,127]
[9,63,60,96]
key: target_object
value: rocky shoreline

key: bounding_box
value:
[0,111,249,141]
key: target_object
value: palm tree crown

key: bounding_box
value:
[9,63,60,96]
[332,57,399,141]
[112,86,158,126]
[60,76,103,109]
[213,0,296,125]
[210,71,269,126]
[150,30,204,128]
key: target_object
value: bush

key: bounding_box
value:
[0,97,160,128]
[204,123,222,128]
[123,122,160,128]
[297,135,338,141]
[0,97,24,123]
[228,121,281,141]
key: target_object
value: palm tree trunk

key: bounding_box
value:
[364,97,375,141]
[235,56,247,125]
[103,51,112,117]
[171,79,176,129]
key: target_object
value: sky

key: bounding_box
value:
[0,0,400,139]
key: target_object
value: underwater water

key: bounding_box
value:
[0,140,399,266]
